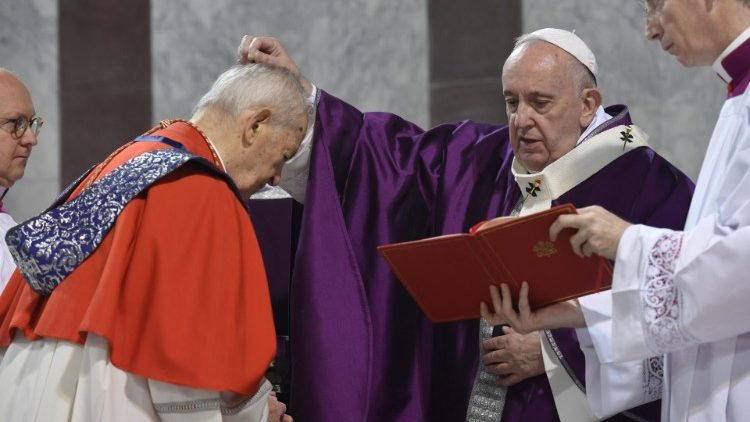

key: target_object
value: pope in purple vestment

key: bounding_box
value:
[240,31,694,422]
[271,90,692,421]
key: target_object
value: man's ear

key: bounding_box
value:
[580,88,602,128]
[242,108,272,144]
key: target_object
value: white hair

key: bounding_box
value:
[512,34,597,94]
[193,63,309,128]
[0,68,21,81]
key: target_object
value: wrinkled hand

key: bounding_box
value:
[237,35,313,95]
[268,392,293,422]
[488,283,585,334]
[481,327,544,386]
[549,205,631,260]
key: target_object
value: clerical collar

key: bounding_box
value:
[577,105,612,146]
[713,26,750,97]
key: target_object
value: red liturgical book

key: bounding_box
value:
[377,204,613,322]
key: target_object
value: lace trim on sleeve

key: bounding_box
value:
[642,356,663,402]
[641,232,695,354]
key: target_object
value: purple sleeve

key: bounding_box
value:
[290,90,514,421]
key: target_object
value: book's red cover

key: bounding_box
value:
[377,204,612,322]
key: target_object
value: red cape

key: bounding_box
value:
[0,121,276,395]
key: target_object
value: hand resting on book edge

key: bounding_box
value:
[549,205,631,259]
[481,283,586,335]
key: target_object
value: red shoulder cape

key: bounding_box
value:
[0,121,276,395]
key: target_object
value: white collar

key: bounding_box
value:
[577,105,612,146]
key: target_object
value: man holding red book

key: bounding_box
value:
[492,1,750,420]
[238,28,693,421]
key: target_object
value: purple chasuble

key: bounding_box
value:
[277,91,693,421]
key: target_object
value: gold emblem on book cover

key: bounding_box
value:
[533,241,557,258]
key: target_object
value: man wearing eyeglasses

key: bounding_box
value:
[0,69,41,292]
[486,1,750,420]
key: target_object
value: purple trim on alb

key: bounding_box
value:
[729,74,750,99]
[722,37,750,98]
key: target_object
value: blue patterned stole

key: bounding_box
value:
[6,137,239,296]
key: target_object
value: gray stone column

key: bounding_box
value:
[60,0,152,186]
[428,0,522,125]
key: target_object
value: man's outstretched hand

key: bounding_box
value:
[237,35,313,95]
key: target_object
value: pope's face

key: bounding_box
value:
[644,0,720,66]
[0,73,38,189]
[502,42,589,172]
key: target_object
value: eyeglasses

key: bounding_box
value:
[0,115,44,140]
[641,0,666,16]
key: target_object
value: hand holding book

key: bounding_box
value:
[378,204,614,322]
[485,205,632,332]
[480,283,586,334]
[549,205,631,260]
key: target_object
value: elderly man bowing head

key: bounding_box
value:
[0,63,305,422]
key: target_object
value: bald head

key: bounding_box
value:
[0,69,34,117]
[0,68,18,80]
[0,68,38,188]
[0,69,28,95]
